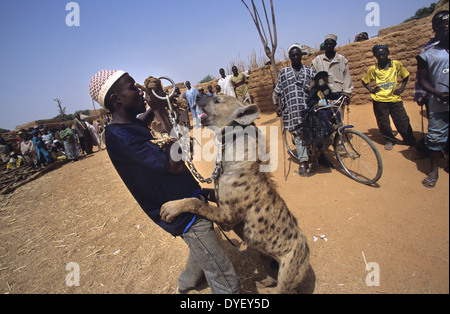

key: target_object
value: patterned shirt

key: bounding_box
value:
[274,65,316,134]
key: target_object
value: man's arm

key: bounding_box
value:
[137,77,187,174]
[394,75,409,96]
[361,67,381,95]
[138,77,173,134]
[342,59,354,95]
[417,56,449,102]
[137,108,155,125]
[362,80,381,94]
[273,91,282,116]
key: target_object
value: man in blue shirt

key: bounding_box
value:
[184,81,202,128]
[89,70,240,294]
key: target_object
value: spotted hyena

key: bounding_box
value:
[161,95,310,293]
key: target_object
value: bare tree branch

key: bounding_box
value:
[241,0,279,83]
[262,0,273,47]
[53,98,66,118]
[253,1,269,45]
[270,0,278,49]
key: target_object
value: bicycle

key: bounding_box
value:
[282,96,383,185]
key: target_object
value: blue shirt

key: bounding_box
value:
[105,121,199,236]
[419,45,449,113]
[185,87,202,116]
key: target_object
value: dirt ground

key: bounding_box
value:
[0,101,448,294]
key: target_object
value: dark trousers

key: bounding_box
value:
[319,108,341,135]
[372,101,416,145]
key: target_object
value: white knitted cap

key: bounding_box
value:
[288,43,302,53]
[89,70,127,108]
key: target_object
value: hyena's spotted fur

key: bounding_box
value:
[161,95,310,293]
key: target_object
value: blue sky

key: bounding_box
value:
[0,0,435,130]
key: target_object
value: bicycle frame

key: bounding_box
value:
[314,96,367,160]
[282,95,383,184]
[313,95,352,131]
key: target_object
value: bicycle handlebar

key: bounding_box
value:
[313,95,350,112]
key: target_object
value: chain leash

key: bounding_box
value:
[150,77,222,185]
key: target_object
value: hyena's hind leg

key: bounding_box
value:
[276,243,310,294]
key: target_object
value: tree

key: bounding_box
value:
[199,75,215,84]
[404,3,437,23]
[241,0,278,83]
[54,98,67,118]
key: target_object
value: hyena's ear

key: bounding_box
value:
[233,104,260,126]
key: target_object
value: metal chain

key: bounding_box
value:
[156,81,221,185]
[179,127,223,185]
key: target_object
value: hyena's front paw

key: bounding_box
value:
[160,200,185,223]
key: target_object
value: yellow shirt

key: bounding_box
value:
[362,60,410,103]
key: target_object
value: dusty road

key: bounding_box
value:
[0,101,448,294]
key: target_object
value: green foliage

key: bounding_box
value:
[198,75,215,84]
[404,2,437,23]
[0,128,10,134]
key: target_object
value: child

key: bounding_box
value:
[7,151,24,171]
[31,130,53,165]
[303,71,340,170]
[362,45,416,151]
[89,70,240,294]
[20,132,40,168]
[307,71,342,135]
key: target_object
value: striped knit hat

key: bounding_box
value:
[89,70,127,108]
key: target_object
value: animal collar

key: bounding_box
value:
[213,122,258,200]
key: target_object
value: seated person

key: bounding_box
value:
[307,71,342,135]
[305,71,341,169]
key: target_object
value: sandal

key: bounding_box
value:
[422,178,438,189]
[384,142,394,151]
[296,163,308,177]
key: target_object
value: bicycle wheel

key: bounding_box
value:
[282,129,300,161]
[334,129,383,185]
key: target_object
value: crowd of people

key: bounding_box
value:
[0,114,108,172]
[180,66,251,129]
[274,11,448,188]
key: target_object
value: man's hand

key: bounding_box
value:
[394,87,405,96]
[343,95,351,106]
[370,86,381,94]
[275,104,282,117]
[136,76,173,133]
[144,77,168,111]
[135,77,168,112]
[437,92,449,102]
